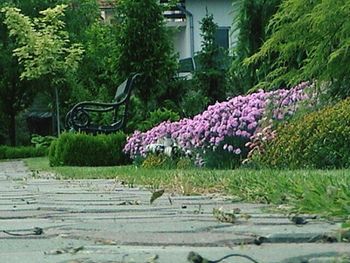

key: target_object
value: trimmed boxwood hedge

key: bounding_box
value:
[261,98,350,168]
[0,146,47,160]
[49,132,130,167]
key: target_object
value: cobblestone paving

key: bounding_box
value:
[0,160,349,263]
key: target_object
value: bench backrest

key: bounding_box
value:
[114,74,140,103]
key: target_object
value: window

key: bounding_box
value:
[161,0,186,22]
[215,27,230,49]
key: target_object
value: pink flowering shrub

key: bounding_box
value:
[124,82,310,167]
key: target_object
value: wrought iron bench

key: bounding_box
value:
[65,74,140,134]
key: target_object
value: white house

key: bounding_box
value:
[163,0,236,61]
[99,0,236,65]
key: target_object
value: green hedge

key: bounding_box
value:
[261,98,350,168]
[49,132,130,167]
[0,146,47,159]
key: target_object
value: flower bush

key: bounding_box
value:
[124,82,310,168]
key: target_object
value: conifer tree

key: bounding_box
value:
[195,13,228,104]
[114,0,177,112]
[246,0,350,98]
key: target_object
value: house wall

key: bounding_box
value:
[171,0,236,60]
[171,27,189,59]
[99,0,237,60]
[189,0,234,55]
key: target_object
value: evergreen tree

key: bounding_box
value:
[195,13,228,104]
[230,0,281,94]
[113,0,177,112]
[246,0,350,98]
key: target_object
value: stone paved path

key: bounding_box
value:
[0,160,349,263]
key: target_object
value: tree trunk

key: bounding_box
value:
[9,112,16,146]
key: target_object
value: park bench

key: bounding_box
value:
[65,73,140,134]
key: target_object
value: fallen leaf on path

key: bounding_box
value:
[290,216,308,225]
[150,189,165,204]
[44,246,84,255]
[240,213,252,220]
[213,207,236,224]
[147,254,159,263]
[233,208,241,214]
[117,200,140,205]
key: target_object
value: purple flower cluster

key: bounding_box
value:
[124,82,310,159]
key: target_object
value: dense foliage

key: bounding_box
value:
[0,0,102,146]
[0,0,53,146]
[124,82,309,168]
[113,0,177,113]
[72,21,119,102]
[261,98,350,169]
[0,145,47,159]
[31,134,56,148]
[194,13,228,104]
[49,132,129,167]
[246,0,350,98]
[62,0,111,104]
[230,0,281,94]
[2,5,84,135]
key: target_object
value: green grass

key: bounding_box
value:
[24,157,350,219]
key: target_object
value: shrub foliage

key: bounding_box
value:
[262,98,350,168]
[49,132,129,167]
[0,146,47,159]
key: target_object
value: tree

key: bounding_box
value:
[230,0,281,95]
[113,0,177,113]
[0,0,107,144]
[0,0,55,146]
[246,0,350,98]
[73,21,120,102]
[62,0,100,42]
[57,0,115,108]
[0,35,36,145]
[2,4,84,135]
[194,13,228,104]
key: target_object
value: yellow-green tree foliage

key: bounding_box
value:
[2,5,84,134]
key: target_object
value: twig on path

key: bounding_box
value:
[2,227,43,236]
[187,251,259,263]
